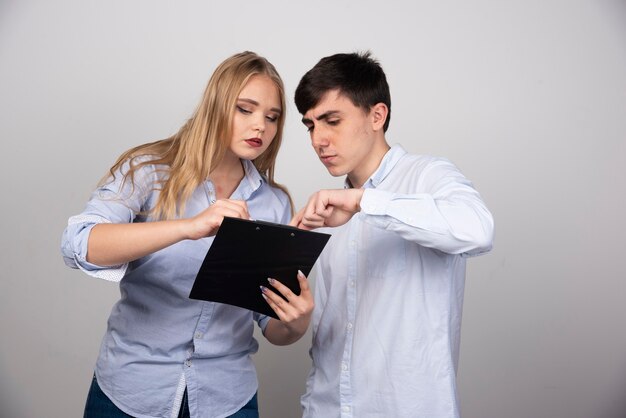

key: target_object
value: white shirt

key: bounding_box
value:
[301,145,494,418]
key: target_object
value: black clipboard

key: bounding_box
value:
[189,217,331,318]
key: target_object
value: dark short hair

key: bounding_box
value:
[294,51,391,132]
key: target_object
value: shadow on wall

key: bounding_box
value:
[598,374,626,418]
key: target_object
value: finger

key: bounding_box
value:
[211,207,248,223]
[302,205,325,223]
[299,219,324,230]
[315,192,333,218]
[289,208,305,227]
[261,293,286,321]
[229,199,249,214]
[296,221,314,231]
[301,215,325,229]
[267,277,296,301]
[296,270,310,294]
[261,285,295,319]
[300,224,312,230]
[270,276,312,318]
[219,199,250,219]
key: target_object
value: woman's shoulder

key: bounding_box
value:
[111,154,168,181]
[99,154,169,199]
[257,180,292,221]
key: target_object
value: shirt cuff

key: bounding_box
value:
[67,215,128,282]
[256,314,271,333]
[359,189,394,215]
[359,189,395,229]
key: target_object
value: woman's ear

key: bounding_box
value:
[370,103,389,132]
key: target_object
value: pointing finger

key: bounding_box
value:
[289,208,305,227]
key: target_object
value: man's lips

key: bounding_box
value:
[319,154,336,165]
[245,138,263,148]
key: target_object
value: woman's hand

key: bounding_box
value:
[184,199,249,240]
[261,271,315,346]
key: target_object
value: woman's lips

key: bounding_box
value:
[245,138,263,148]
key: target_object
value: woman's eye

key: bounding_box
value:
[237,106,252,114]
[266,115,278,122]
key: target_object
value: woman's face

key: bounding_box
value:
[229,75,282,161]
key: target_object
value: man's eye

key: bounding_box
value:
[327,119,339,126]
[305,125,314,132]
[237,106,251,114]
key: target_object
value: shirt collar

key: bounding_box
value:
[240,159,265,196]
[205,160,264,201]
[344,143,407,189]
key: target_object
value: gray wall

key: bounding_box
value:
[1,1,625,417]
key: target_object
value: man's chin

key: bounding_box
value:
[325,166,346,177]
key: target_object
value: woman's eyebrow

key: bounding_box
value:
[238,98,281,114]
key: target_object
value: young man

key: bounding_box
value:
[291,52,494,418]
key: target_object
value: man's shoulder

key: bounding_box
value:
[395,150,447,171]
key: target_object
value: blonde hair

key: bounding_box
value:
[102,51,291,220]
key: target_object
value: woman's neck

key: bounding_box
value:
[209,153,245,200]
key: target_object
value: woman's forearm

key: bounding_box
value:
[86,220,191,266]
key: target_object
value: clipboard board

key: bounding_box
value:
[189,217,331,318]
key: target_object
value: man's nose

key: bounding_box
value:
[310,128,329,148]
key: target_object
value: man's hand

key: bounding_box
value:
[290,189,365,230]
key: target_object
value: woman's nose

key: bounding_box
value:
[254,115,266,135]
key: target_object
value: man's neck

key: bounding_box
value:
[347,140,391,189]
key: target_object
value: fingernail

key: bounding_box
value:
[297,270,305,279]
[260,285,267,293]
[261,293,268,300]
[267,278,275,285]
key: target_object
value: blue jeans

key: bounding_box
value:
[84,375,259,418]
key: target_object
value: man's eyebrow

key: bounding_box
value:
[301,110,340,125]
[237,98,281,114]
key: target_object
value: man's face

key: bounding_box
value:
[301,90,382,185]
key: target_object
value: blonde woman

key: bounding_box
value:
[61,51,312,418]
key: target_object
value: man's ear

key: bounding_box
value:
[370,103,389,132]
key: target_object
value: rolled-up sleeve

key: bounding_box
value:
[61,161,154,281]
[61,214,128,281]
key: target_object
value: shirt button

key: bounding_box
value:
[349,280,355,287]
[342,405,350,412]
[341,363,348,371]
[185,360,192,367]
[195,332,203,339]
[347,323,353,330]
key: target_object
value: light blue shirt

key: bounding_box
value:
[301,145,494,418]
[61,158,291,418]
